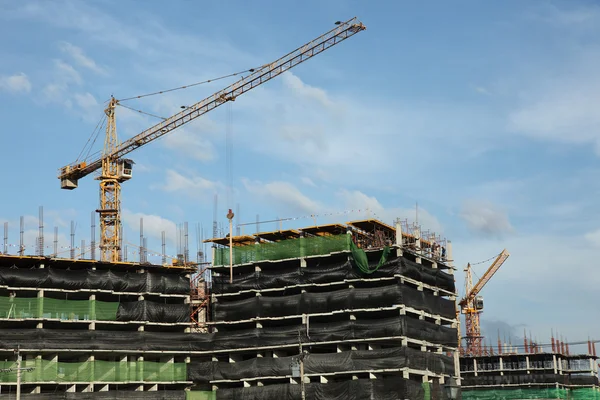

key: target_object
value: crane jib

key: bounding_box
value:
[58,18,365,183]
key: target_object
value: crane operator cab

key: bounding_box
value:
[117,159,134,182]
[474,296,484,311]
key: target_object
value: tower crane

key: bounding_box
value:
[58,18,366,263]
[459,249,510,356]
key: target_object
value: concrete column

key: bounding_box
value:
[299,236,306,259]
[273,350,286,358]
[137,355,144,382]
[35,355,42,382]
[37,289,44,318]
[473,359,478,376]
[89,294,96,321]
[552,355,557,374]
[446,241,453,268]
[119,355,128,382]
[415,236,422,264]
[88,355,95,388]
[395,221,403,257]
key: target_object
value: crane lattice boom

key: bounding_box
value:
[59,17,366,186]
[58,18,366,262]
[460,249,510,356]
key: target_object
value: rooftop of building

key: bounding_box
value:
[0,253,196,273]
[205,218,452,268]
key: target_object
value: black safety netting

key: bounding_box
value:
[212,257,455,295]
[116,300,189,323]
[0,317,457,352]
[3,391,187,400]
[189,346,454,382]
[213,283,455,321]
[0,267,189,294]
[215,377,446,400]
[462,373,574,386]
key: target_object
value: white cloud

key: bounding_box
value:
[155,169,222,200]
[232,72,502,189]
[460,199,514,237]
[300,177,316,187]
[584,229,600,248]
[122,209,177,244]
[54,59,82,85]
[0,73,32,93]
[336,189,443,233]
[509,81,600,152]
[40,60,83,106]
[453,233,600,340]
[58,41,106,75]
[529,3,600,28]
[162,125,218,162]
[74,92,97,108]
[243,179,321,215]
[282,73,335,109]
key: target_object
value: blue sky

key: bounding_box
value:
[1,0,600,346]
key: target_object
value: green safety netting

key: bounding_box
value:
[0,359,187,383]
[0,296,119,321]
[350,240,391,274]
[186,392,216,400]
[214,234,350,266]
[462,387,600,399]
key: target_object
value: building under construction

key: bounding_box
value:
[460,337,600,399]
[194,219,461,399]
[0,253,213,400]
[0,218,460,399]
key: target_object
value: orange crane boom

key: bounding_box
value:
[459,249,510,356]
[57,18,366,262]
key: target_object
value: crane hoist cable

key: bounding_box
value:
[75,114,107,163]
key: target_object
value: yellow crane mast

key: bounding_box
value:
[459,249,510,356]
[58,18,366,262]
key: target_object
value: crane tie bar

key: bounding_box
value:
[118,66,263,102]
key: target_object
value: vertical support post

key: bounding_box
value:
[139,217,144,263]
[227,209,235,283]
[16,346,22,400]
[81,240,86,259]
[38,206,44,256]
[299,336,306,400]
[236,203,241,236]
[161,231,166,265]
[19,216,24,256]
[4,221,8,254]
[184,221,189,264]
[144,238,148,262]
[446,241,454,267]
[70,221,75,259]
[91,211,96,261]
[53,227,58,258]
[395,219,403,257]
